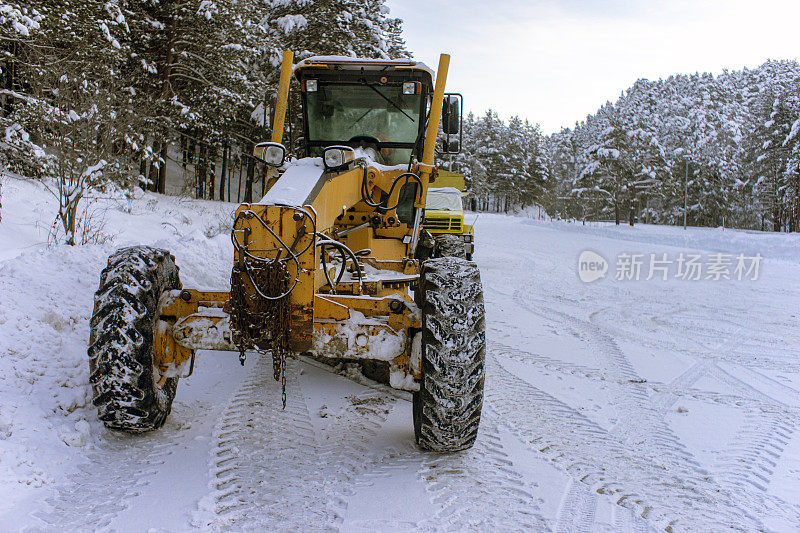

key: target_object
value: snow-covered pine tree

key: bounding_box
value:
[385,16,411,59]
[124,0,267,196]
[746,60,800,231]
[0,1,44,178]
[504,116,548,210]
[473,110,511,212]
[785,111,800,232]
[523,119,551,209]
[580,103,629,224]
[546,127,578,218]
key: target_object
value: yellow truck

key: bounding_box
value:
[423,171,474,260]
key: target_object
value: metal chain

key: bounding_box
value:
[280,349,287,407]
[230,257,291,409]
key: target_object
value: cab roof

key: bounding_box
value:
[294,56,434,85]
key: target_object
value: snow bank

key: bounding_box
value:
[0,174,236,517]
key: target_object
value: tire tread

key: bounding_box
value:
[88,246,181,432]
[414,257,485,452]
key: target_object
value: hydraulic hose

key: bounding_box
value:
[361,171,423,212]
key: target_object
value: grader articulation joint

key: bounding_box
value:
[88,51,486,452]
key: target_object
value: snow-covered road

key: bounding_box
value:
[1,175,799,532]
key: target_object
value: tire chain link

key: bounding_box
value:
[230,258,291,408]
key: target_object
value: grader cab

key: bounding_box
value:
[88,52,485,452]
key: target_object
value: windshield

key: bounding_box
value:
[426,189,463,212]
[306,83,423,165]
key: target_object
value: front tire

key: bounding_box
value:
[88,246,181,432]
[413,257,485,451]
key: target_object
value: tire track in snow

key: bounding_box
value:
[487,351,762,531]
[196,354,553,532]
[491,333,795,419]
[335,379,553,532]
[417,405,551,532]
[590,297,800,502]
[485,333,654,533]
[483,221,799,529]
[512,290,704,467]
[26,376,226,532]
[554,479,656,533]
[194,356,396,531]
[553,479,598,533]
[27,430,182,532]
[588,303,800,374]
[649,361,710,413]
[508,281,800,529]
[502,288,730,530]
[648,362,800,528]
[488,338,610,383]
[640,361,800,420]
[714,413,792,492]
[702,365,800,527]
[490,333,798,421]
[341,440,431,532]
[612,501,656,533]
[642,340,800,526]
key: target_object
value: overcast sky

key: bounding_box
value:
[387,0,800,134]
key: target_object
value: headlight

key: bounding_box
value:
[323,146,355,170]
[402,82,421,94]
[253,142,286,167]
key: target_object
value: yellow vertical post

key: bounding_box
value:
[271,50,295,144]
[420,53,450,174]
[255,50,294,196]
[410,53,450,256]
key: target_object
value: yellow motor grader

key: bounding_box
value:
[88,52,485,451]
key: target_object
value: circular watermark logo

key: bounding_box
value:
[577,250,608,283]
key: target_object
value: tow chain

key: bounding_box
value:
[230,257,291,408]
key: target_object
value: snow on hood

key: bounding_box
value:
[256,153,409,208]
[352,147,408,172]
[257,157,325,206]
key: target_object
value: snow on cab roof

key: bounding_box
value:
[295,56,434,78]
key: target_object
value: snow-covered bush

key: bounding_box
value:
[2,1,141,244]
[203,209,234,238]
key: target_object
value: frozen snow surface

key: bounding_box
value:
[1,173,800,532]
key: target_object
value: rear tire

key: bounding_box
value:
[88,246,181,432]
[413,257,485,451]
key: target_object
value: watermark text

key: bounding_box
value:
[578,251,762,282]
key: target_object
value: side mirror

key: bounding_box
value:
[442,139,460,153]
[442,95,460,135]
[253,141,286,167]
